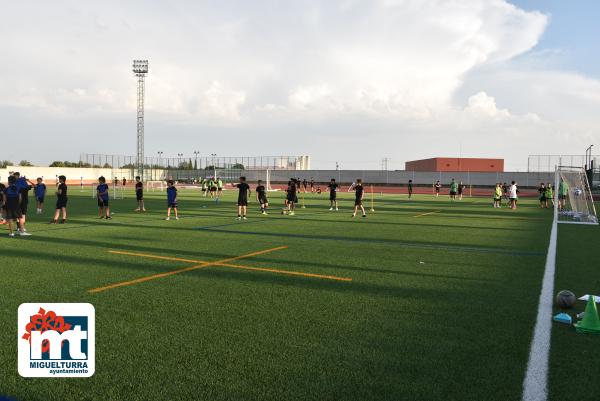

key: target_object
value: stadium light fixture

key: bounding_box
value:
[132,59,149,179]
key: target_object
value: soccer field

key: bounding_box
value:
[1,188,598,401]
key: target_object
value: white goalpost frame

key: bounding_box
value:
[555,165,598,225]
[146,180,165,192]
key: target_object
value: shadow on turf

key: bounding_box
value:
[14,241,501,283]
[192,228,546,256]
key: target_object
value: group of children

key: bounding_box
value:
[0,172,69,236]
[435,179,466,200]
[493,181,519,209]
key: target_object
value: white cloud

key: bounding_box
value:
[0,0,597,169]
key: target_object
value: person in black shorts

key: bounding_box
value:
[0,183,6,226]
[285,180,297,216]
[328,178,338,211]
[352,179,366,218]
[302,179,308,193]
[51,175,68,224]
[135,176,145,212]
[434,180,441,197]
[408,179,413,199]
[14,172,33,234]
[310,178,315,193]
[256,180,269,215]
[235,176,251,220]
[3,176,25,237]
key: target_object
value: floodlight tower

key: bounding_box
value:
[132,59,149,178]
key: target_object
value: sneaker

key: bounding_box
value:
[105,216,112,220]
[8,233,15,237]
[175,217,179,220]
[289,211,295,216]
[142,208,146,212]
[18,231,32,236]
[134,208,140,212]
[236,216,241,220]
[165,217,170,221]
[243,216,247,220]
[335,208,339,211]
[352,214,356,218]
[362,214,367,218]
[49,220,57,224]
[329,207,333,211]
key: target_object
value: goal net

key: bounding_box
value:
[146,180,165,192]
[556,166,598,225]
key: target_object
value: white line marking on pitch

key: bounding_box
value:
[522,218,557,401]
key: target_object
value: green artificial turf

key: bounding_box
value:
[0,187,591,401]
[549,218,600,401]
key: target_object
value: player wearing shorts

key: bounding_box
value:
[3,176,26,237]
[96,176,111,219]
[34,177,46,214]
[558,180,568,211]
[235,176,251,220]
[135,176,145,211]
[165,180,179,220]
[256,180,268,215]
[493,183,502,208]
[407,180,413,199]
[509,181,518,210]
[434,180,441,197]
[538,183,546,208]
[285,180,297,216]
[328,179,339,211]
[352,179,366,218]
[449,179,458,201]
[50,175,68,224]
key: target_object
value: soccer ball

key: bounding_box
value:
[555,290,576,309]
[574,188,583,196]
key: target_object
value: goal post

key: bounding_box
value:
[146,180,165,192]
[555,166,598,225]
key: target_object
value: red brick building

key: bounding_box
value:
[405,157,504,172]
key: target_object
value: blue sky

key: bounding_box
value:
[0,0,598,171]
[511,0,600,78]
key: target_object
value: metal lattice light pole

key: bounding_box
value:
[133,59,149,178]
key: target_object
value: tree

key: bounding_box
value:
[103,163,112,168]
[0,160,12,168]
[49,161,65,167]
[19,160,33,166]
[232,163,245,170]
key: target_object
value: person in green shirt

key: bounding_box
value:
[545,183,553,208]
[558,180,568,210]
[207,178,215,198]
[217,178,223,197]
[201,178,208,197]
[493,183,502,208]
[449,179,458,201]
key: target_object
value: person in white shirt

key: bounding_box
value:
[509,181,518,210]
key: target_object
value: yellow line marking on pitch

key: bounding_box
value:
[213,262,352,282]
[107,249,352,282]
[89,246,288,293]
[413,210,441,218]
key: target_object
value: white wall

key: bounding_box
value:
[0,166,137,184]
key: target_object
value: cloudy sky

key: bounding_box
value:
[1,0,599,170]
